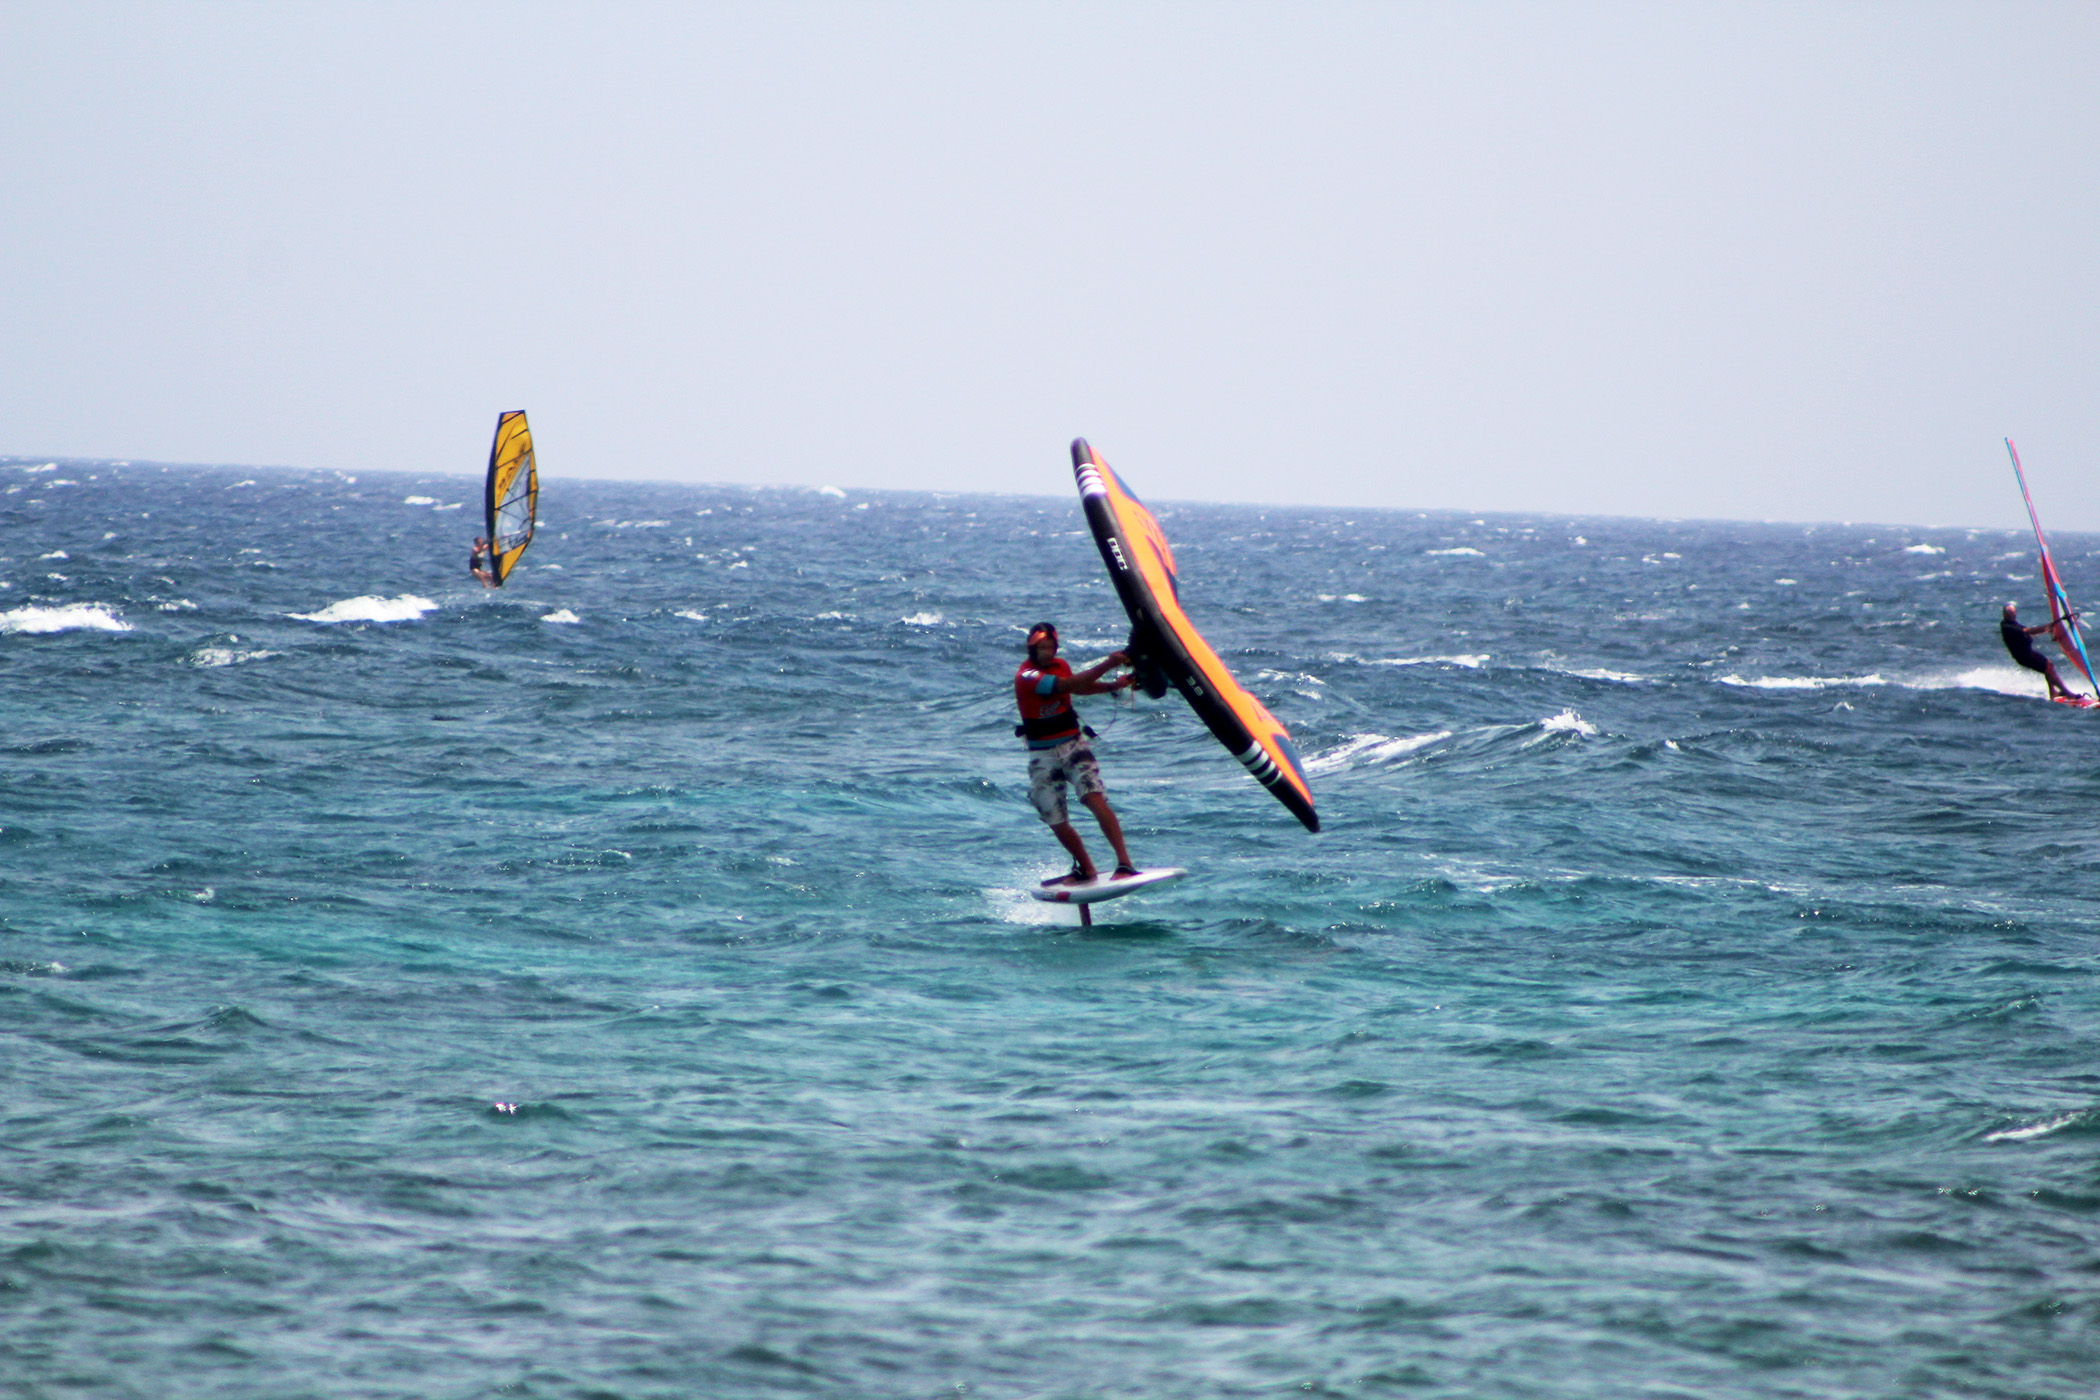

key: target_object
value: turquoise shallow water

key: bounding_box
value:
[5,457,2100,1398]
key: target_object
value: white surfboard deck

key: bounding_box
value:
[1029,866,1187,905]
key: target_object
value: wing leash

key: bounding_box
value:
[1071,438,1318,832]
[485,411,538,586]
[2007,438,2100,697]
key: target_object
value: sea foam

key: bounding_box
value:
[0,604,132,634]
[288,595,438,624]
[1308,731,1453,771]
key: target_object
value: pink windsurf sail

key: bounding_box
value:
[2007,438,2100,698]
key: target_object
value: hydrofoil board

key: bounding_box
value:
[1031,866,1187,906]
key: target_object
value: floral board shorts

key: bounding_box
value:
[1027,737,1106,826]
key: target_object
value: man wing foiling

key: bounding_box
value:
[1014,621,1139,886]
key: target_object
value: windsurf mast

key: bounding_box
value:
[2006,437,2100,697]
[485,411,537,586]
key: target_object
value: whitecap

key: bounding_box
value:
[1369,654,1489,669]
[288,594,438,624]
[1904,543,1946,555]
[156,599,197,612]
[1717,673,1887,690]
[190,647,280,667]
[1426,547,1485,557]
[1540,709,1597,736]
[902,612,943,626]
[1569,667,1644,684]
[432,502,464,512]
[0,603,132,634]
[1307,731,1452,771]
[1774,578,1798,586]
[1984,1110,2084,1143]
[404,495,437,505]
[673,609,709,621]
[818,485,847,498]
[37,551,67,561]
[541,609,581,624]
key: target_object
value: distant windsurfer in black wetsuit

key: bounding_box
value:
[470,537,496,588]
[2002,602,2073,700]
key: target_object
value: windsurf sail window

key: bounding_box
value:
[485,411,537,586]
[1071,438,1318,832]
[2007,437,2100,698]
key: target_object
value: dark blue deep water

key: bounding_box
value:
[5,456,2100,1398]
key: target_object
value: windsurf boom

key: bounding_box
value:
[484,411,537,586]
[2007,438,2100,700]
[1071,438,1318,832]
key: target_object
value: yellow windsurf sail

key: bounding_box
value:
[1071,438,1319,832]
[484,411,537,585]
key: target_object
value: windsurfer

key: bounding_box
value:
[470,537,496,588]
[2001,602,2074,700]
[1015,622,1138,885]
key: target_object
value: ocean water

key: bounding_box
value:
[5,455,2100,1399]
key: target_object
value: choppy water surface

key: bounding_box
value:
[5,457,2100,1398]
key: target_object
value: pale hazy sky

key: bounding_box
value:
[5,2,2098,528]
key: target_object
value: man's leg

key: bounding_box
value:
[2046,660,2072,699]
[1080,792,1135,873]
[1030,751,1094,881]
[1048,821,1095,880]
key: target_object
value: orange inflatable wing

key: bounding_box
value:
[1071,438,1318,832]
